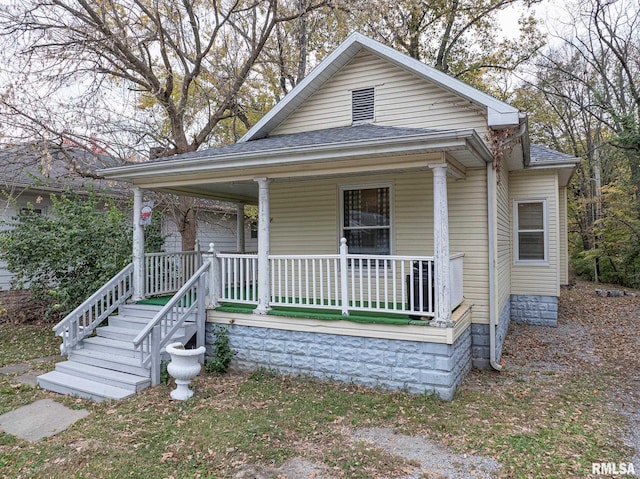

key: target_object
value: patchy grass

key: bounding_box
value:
[0,323,60,367]
[0,281,637,478]
[0,369,632,478]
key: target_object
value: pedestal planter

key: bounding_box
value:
[166,342,206,400]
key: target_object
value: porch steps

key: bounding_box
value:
[38,304,197,402]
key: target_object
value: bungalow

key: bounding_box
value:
[38,33,578,401]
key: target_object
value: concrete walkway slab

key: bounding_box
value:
[0,363,31,375]
[12,372,39,387]
[0,399,89,441]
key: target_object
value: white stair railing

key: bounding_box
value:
[133,261,210,386]
[53,264,134,354]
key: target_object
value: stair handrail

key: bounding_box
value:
[133,261,210,386]
[53,263,135,355]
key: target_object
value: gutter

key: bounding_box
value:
[487,162,502,371]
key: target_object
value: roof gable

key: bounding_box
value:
[240,32,521,142]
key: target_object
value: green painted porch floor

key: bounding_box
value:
[137,296,431,326]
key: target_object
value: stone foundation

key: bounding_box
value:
[471,301,510,369]
[205,323,472,400]
[510,294,558,327]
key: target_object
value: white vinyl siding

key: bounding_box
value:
[270,169,490,325]
[271,50,488,136]
[0,193,53,290]
[559,186,569,285]
[162,211,258,254]
[509,170,559,297]
[496,160,511,320]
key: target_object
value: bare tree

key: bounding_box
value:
[0,0,328,250]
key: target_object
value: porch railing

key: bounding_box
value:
[53,263,134,354]
[216,245,464,318]
[144,251,202,297]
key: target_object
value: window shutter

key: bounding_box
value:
[352,87,375,124]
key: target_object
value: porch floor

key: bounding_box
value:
[137,295,443,326]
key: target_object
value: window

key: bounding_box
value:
[514,200,547,263]
[342,185,391,255]
[250,221,258,239]
[352,87,375,124]
[20,207,43,216]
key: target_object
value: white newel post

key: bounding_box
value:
[431,165,451,324]
[339,238,349,316]
[236,203,245,253]
[254,178,271,315]
[132,187,145,301]
[205,243,220,308]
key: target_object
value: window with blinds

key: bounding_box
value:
[514,199,548,263]
[342,186,390,255]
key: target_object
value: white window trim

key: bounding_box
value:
[513,198,549,266]
[338,182,394,255]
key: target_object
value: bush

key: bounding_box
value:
[205,325,236,374]
[0,189,163,319]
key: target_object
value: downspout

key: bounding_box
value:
[487,163,502,371]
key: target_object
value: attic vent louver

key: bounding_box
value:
[352,87,375,124]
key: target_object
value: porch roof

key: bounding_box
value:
[100,125,492,203]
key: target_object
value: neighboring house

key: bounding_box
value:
[93,33,579,399]
[0,142,256,290]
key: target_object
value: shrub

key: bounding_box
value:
[205,325,236,374]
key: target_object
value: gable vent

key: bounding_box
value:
[352,87,375,124]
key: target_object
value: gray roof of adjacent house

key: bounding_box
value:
[0,142,127,196]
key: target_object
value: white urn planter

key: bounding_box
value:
[165,342,206,400]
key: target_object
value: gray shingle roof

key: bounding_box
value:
[530,144,580,165]
[146,124,439,163]
[0,142,126,195]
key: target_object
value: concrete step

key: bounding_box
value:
[82,336,136,357]
[69,349,149,376]
[119,303,197,321]
[55,361,150,392]
[96,325,140,341]
[107,315,149,330]
[119,304,165,319]
[37,371,135,402]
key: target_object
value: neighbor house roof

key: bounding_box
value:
[0,142,127,196]
[240,32,522,142]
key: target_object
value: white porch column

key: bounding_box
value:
[254,178,271,315]
[430,165,451,324]
[236,203,245,253]
[132,187,145,301]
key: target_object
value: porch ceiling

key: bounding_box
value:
[101,125,493,203]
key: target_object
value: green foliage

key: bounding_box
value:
[204,325,236,375]
[0,189,163,319]
[160,360,170,384]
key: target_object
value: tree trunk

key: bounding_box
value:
[178,196,197,251]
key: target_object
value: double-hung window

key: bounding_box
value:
[514,199,548,263]
[341,185,391,255]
